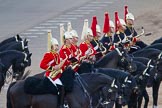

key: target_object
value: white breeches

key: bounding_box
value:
[47,77,63,86]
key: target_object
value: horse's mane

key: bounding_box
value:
[132,61,146,75]
[0,50,24,56]
[79,73,113,86]
[95,50,118,67]
[132,48,161,59]
[77,61,93,74]
[151,37,162,45]
[98,68,130,83]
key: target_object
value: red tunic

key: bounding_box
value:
[59,44,77,71]
[40,51,61,80]
[79,41,97,58]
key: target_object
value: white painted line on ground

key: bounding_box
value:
[21,32,45,35]
[34,26,58,29]
[78,6,101,9]
[55,17,77,20]
[91,1,113,4]
[40,23,54,26]
[86,4,108,7]
[74,9,95,12]
[46,20,70,23]
[60,14,83,17]
[27,29,50,32]
[21,35,38,38]
[67,11,90,15]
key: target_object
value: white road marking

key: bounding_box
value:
[86,4,107,7]
[55,17,77,20]
[74,9,95,12]
[67,11,90,15]
[27,29,51,32]
[60,14,83,17]
[91,1,113,4]
[78,6,101,9]
[21,35,38,38]
[21,32,45,35]
[34,26,58,29]
[46,20,70,23]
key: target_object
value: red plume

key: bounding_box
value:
[115,11,120,32]
[91,16,97,37]
[103,12,110,33]
[124,5,129,22]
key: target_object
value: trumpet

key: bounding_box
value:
[49,69,63,78]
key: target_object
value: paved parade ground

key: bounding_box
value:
[0,0,162,107]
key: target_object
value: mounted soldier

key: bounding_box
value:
[100,12,115,52]
[113,11,129,49]
[67,22,82,61]
[40,30,67,108]
[79,19,97,63]
[90,16,106,60]
[124,5,144,51]
[59,24,79,72]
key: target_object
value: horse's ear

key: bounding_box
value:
[16,34,22,41]
[24,38,28,46]
[29,53,32,58]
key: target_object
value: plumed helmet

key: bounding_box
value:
[60,24,65,45]
[109,20,115,28]
[70,30,78,38]
[47,30,52,51]
[51,38,59,45]
[85,28,93,36]
[64,31,73,39]
[103,12,110,33]
[81,19,89,40]
[96,25,101,33]
[126,13,135,21]
[91,16,97,36]
[67,22,73,32]
[119,19,126,26]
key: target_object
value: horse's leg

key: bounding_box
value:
[115,101,122,108]
[152,79,161,108]
[137,92,143,108]
[0,73,5,92]
[143,89,149,108]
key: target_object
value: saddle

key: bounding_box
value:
[24,67,75,95]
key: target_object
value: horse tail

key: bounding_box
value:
[6,82,16,108]
[20,70,31,80]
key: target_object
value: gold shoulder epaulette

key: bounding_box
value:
[62,45,66,49]
[116,31,120,34]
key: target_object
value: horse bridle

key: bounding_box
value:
[0,60,14,84]
[75,73,93,108]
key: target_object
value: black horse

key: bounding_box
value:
[95,48,137,72]
[0,39,29,53]
[132,48,162,108]
[7,68,118,108]
[128,60,154,108]
[0,50,32,91]
[151,37,162,45]
[0,34,22,47]
[5,39,29,53]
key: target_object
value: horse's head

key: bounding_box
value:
[100,81,118,108]
[118,75,138,105]
[12,52,32,80]
[77,61,94,74]
[116,48,137,72]
[23,38,29,54]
